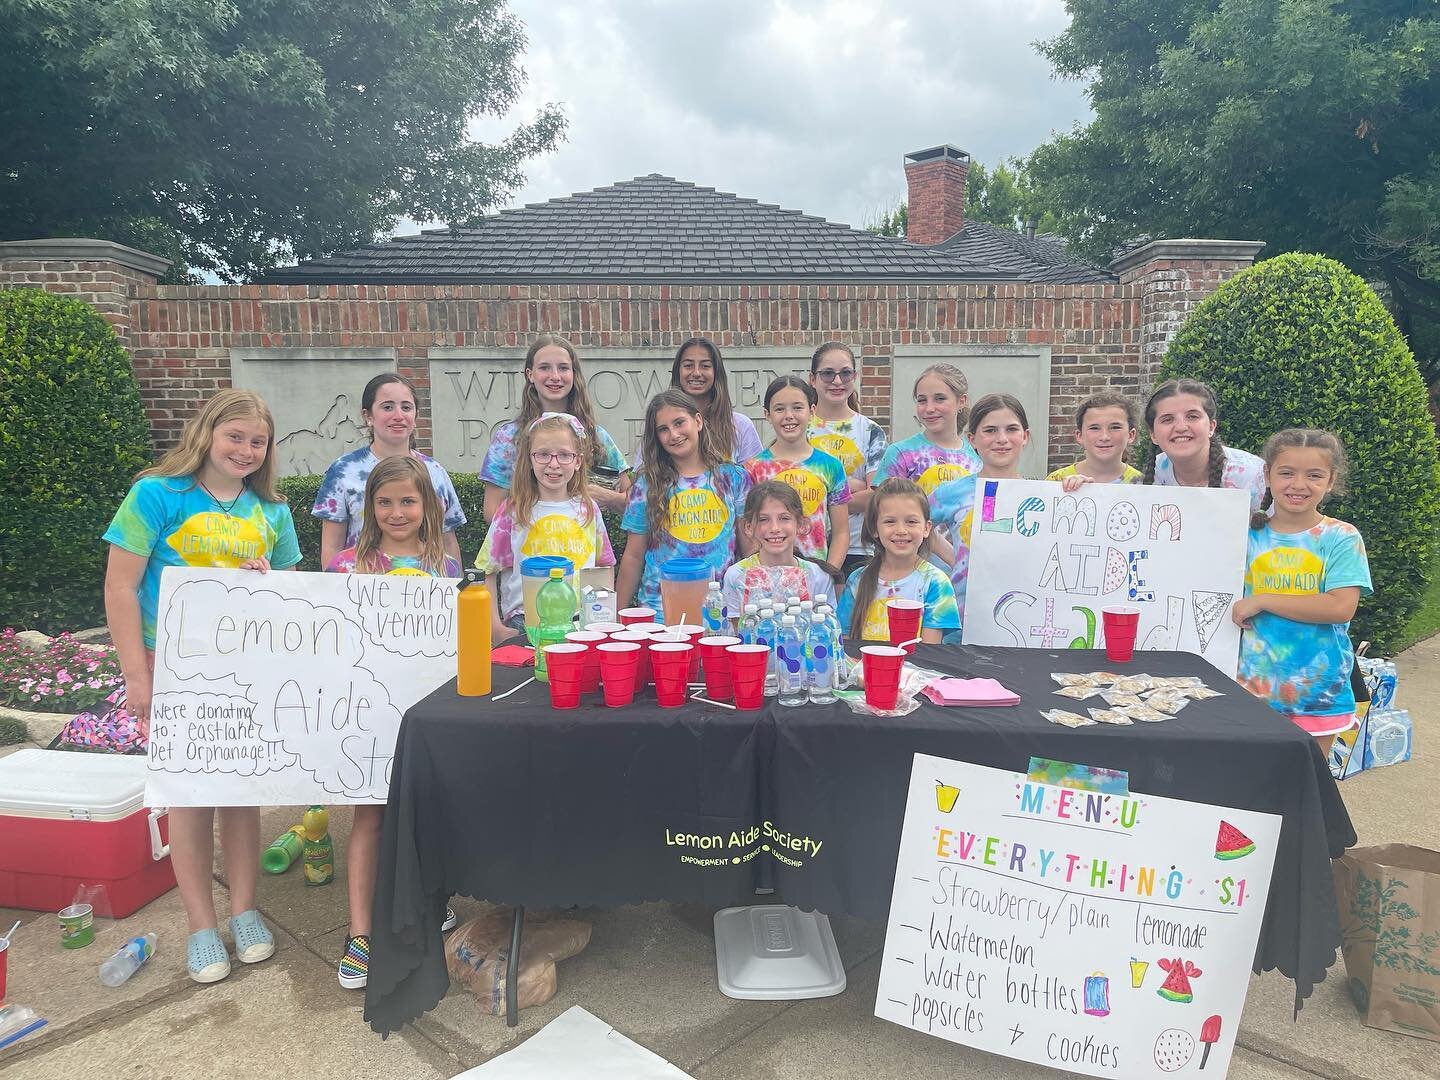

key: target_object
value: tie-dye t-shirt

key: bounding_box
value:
[1238,518,1372,718]
[103,476,302,648]
[721,554,836,617]
[1152,446,1267,511]
[808,414,887,556]
[325,549,462,577]
[476,497,617,621]
[873,432,982,496]
[312,447,466,547]
[1046,462,1143,484]
[927,473,981,620]
[621,465,752,611]
[479,420,628,491]
[836,561,960,643]
[743,447,851,560]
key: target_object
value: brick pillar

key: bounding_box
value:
[0,238,170,346]
[904,145,969,245]
[1111,239,1265,384]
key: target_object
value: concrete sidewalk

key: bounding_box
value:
[3,636,1438,1079]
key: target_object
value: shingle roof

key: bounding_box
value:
[265,174,1112,285]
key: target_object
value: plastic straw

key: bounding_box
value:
[491,678,535,702]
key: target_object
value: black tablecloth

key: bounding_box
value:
[365,645,1355,1035]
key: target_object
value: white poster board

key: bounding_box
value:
[876,753,1280,1078]
[962,479,1249,675]
[146,567,456,806]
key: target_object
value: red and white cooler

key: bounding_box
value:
[0,750,174,916]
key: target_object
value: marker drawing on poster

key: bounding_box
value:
[962,480,1249,675]
[875,753,1279,1078]
[146,567,456,806]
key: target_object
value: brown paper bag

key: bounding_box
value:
[445,904,592,1015]
[1334,845,1440,1042]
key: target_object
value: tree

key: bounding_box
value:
[0,0,565,281]
[1027,0,1440,384]
[864,159,1060,238]
[1157,254,1440,651]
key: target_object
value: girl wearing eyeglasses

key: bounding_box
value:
[806,342,887,577]
[476,413,616,642]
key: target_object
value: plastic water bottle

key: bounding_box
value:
[535,568,577,683]
[819,603,849,688]
[777,615,806,706]
[800,599,815,621]
[99,933,156,987]
[757,607,778,697]
[703,581,726,633]
[806,612,837,704]
[738,604,759,645]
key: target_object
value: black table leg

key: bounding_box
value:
[506,906,525,1027]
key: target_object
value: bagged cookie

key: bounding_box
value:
[1088,708,1135,726]
[1041,708,1094,728]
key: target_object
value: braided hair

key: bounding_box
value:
[1142,379,1225,486]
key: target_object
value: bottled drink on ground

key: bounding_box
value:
[302,805,334,886]
[261,824,305,874]
[99,933,156,987]
[777,615,806,707]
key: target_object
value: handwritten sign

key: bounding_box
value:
[876,753,1279,1078]
[962,479,1249,675]
[146,567,456,806]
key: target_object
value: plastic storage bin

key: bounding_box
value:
[0,750,173,916]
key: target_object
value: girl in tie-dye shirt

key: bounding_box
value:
[873,363,981,496]
[807,341,887,577]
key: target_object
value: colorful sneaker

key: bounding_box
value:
[186,927,231,984]
[442,905,458,932]
[338,934,370,990]
[229,909,275,965]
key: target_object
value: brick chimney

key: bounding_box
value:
[904,145,969,245]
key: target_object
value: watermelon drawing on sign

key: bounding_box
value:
[1215,820,1256,861]
[1157,957,1202,1003]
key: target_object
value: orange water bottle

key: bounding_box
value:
[458,567,493,696]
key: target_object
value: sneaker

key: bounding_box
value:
[186,927,231,984]
[442,905,458,932]
[338,935,369,990]
[229,909,275,965]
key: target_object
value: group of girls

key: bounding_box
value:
[100,335,1370,991]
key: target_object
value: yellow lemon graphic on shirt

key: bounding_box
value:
[862,597,896,641]
[521,513,596,566]
[775,466,827,517]
[667,488,728,544]
[958,508,975,549]
[166,511,266,566]
[385,565,431,577]
[916,461,971,495]
[810,431,862,475]
[1248,547,1324,595]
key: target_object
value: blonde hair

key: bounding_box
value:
[516,335,607,469]
[507,414,593,529]
[847,478,932,640]
[353,457,448,574]
[914,363,970,433]
[138,389,283,503]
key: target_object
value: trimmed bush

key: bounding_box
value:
[0,289,151,632]
[1159,253,1440,651]
[275,472,629,571]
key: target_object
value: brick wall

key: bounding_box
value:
[1,238,1262,471]
[904,146,970,246]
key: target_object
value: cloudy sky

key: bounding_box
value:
[458,0,1091,232]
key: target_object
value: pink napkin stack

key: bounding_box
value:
[921,677,1020,707]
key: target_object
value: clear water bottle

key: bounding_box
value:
[777,614,806,706]
[799,599,815,621]
[99,933,156,987]
[737,603,759,645]
[806,612,837,704]
[702,581,726,633]
[756,607,778,696]
[819,603,848,687]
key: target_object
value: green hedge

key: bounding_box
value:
[276,473,629,571]
[0,289,151,632]
[1158,253,1440,652]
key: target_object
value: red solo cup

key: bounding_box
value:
[610,630,655,686]
[597,641,641,707]
[667,624,706,681]
[584,621,624,637]
[565,630,606,693]
[886,599,924,654]
[727,644,770,710]
[649,642,694,708]
[543,644,588,709]
[619,607,657,626]
[1101,606,1141,663]
[861,645,907,710]
[698,635,741,701]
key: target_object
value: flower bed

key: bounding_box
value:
[0,628,123,713]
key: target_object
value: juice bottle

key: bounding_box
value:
[301,805,334,886]
[457,568,493,697]
[534,568,576,683]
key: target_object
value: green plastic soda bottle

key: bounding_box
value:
[534,568,576,684]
